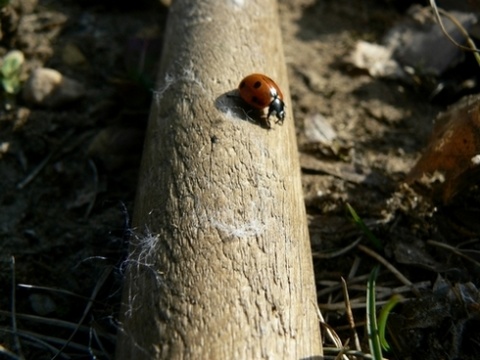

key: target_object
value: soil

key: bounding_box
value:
[1,0,479,359]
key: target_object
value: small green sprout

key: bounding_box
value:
[346,202,382,250]
[0,50,24,94]
[378,294,402,352]
[367,266,383,360]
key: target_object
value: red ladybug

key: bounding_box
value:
[238,73,285,128]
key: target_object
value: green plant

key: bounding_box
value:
[0,50,24,94]
[378,294,401,352]
[367,266,383,360]
[346,202,382,250]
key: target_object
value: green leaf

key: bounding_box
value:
[1,50,24,94]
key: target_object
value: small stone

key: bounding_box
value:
[304,113,337,144]
[23,67,85,107]
[88,126,145,171]
[62,43,87,66]
[0,141,10,159]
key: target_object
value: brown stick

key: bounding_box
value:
[116,0,322,358]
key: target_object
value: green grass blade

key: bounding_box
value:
[346,202,382,250]
[367,266,383,360]
[378,294,402,352]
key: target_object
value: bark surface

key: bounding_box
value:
[116,0,322,358]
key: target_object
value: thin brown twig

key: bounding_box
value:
[313,237,362,259]
[357,244,420,297]
[319,299,390,311]
[16,130,75,189]
[427,240,480,267]
[429,0,480,53]
[0,310,116,342]
[0,326,98,357]
[317,274,371,298]
[52,266,113,360]
[313,300,349,359]
[334,338,350,360]
[17,284,92,301]
[348,255,361,280]
[323,347,389,359]
[341,277,361,352]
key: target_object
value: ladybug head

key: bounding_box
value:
[268,96,285,125]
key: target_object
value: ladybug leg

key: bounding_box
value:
[262,109,273,129]
[264,117,272,129]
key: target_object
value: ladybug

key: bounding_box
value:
[238,73,285,128]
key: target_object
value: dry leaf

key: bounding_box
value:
[406,95,480,203]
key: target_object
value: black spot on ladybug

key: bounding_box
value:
[253,81,262,89]
[239,81,246,89]
[251,96,262,105]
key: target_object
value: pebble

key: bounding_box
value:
[88,126,145,171]
[23,67,85,107]
[62,43,87,66]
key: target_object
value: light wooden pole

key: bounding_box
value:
[116,0,322,358]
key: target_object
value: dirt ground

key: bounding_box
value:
[1,0,480,359]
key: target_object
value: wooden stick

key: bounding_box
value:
[116,0,322,358]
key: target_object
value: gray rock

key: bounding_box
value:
[23,67,85,107]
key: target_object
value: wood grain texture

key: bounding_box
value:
[116,0,322,358]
